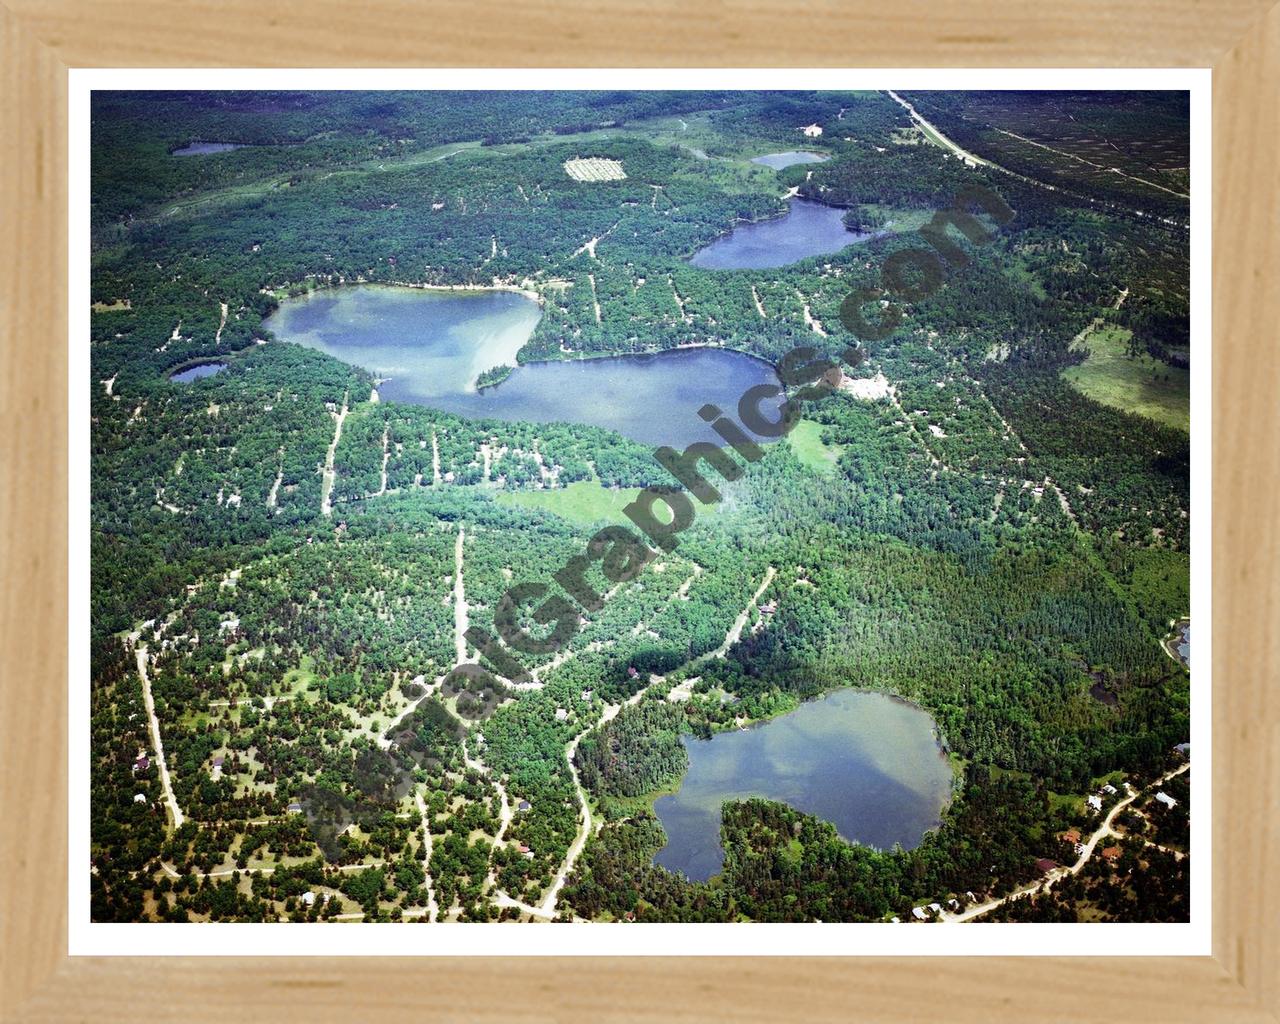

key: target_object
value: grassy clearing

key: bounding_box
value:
[496,480,643,526]
[1061,325,1189,431]
[283,655,318,694]
[787,419,842,477]
[498,479,728,528]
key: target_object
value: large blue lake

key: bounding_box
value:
[264,286,783,447]
[689,197,870,270]
[653,689,953,881]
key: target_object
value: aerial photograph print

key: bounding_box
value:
[87,87,1194,930]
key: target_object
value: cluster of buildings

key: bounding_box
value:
[901,894,972,922]
[1085,782,1119,813]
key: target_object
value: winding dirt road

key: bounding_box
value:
[320,392,349,517]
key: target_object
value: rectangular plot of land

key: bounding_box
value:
[563,157,626,182]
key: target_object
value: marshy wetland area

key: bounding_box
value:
[91,89,1191,925]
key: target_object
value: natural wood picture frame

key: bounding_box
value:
[1,2,1276,1020]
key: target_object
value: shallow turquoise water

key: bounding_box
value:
[265,285,783,447]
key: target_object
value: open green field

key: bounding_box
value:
[496,480,644,526]
[1062,325,1190,432]
[787,419,842,477]
[497,478,729,527]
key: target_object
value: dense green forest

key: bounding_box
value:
[90,89,1191,925]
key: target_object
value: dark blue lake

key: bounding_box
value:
[169,361,227,382]
[653,689,953,881]
[689,198,870,270]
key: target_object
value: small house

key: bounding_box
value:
[517,800,531,813]
[801,124,823,137]
[1102,784,1118,795]
[627,666,639,679]
[133,793,147,804]
[928,903,942,915]
[581,690,593,702]
[555,708,569,722]
[287,802,303,814]
[1154,791,1178,809]
[133,755,150,773]
[1035,859,1058,875]
[301,891,317,907]
[1061,828,1082,845]
[1101,846,1122,864]
[911,907,927,921]
[1086,794,1103,812]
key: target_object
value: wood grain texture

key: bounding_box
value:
[1212,4,1280,1014]
[2,0,1277,67]
[0,4,68,1021]
[0,0,1276,1019]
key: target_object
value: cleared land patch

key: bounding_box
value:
[563,157,627,182]
[787,420,842,477]
[1062,325,1189,432]
[496,479,642,526]
[496,478,725,526]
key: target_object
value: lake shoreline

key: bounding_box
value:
[650,686,957,881]
[686,195,873,270]
[265,285,783,447]
[165,357,229,382]
[263,280,792,380]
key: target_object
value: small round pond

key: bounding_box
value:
[168,361,228,383]
[688,197,872,270]
[750,151,829,171]
[171,142,251,156]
